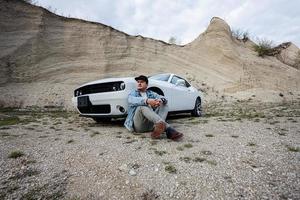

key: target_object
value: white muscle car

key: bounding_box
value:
[72,73,202,122]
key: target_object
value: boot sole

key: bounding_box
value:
[171,133,183,141]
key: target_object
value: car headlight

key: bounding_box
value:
[120,82,125,90]
[112,82,125,91]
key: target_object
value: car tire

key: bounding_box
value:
[191,98,202,117]
[93,117,112,123]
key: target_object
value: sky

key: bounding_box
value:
[35,0,300,47]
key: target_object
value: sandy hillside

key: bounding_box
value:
[0,0,300,109]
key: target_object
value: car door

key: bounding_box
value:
[169,75,195,111]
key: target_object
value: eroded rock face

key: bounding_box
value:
[0,0,299,109]
[277,43,300,68]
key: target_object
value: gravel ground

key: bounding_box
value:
[0,102,299,200]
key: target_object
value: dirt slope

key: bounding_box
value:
[0,0,299,109]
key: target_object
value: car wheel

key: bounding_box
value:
[93,117,112,123]
[191,98,202,117]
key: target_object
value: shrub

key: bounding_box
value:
[231,29,249,42]
[8,150,24,159]
[253,38,274,57]
[168,37,177,44]
[184,143,193,148]
[154,150,167,156]
[168,36,181,45]
[0,116,20,126]
[165,165,177,173]
[193,157,206,162]
[286,145,300,152]
[247,142,256,146]
[205,134,214,137]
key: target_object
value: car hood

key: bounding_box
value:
[78,77,135,88]
[76,77,167,89]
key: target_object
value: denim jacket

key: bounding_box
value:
[124,89,167,132]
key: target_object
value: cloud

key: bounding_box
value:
[36,0,300,46]
[226,0,300,46]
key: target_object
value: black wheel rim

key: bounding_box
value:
[196,102,201,115]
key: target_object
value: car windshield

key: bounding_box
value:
[148,74,170,82]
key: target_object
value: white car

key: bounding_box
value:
[72,73,202,122]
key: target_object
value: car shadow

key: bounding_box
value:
[167,113,192,120]
[90,113,193,127]
[91,118,125,127]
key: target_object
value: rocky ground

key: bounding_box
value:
[0,101,299,200]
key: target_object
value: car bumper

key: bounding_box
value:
[72,91,129,117]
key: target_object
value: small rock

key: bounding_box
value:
[118,164,128,172]
[253,168,260,172]
[267,171,273,175]
[129,169,137,176]
[125,180,129,185]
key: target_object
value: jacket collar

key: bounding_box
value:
[135,89,150,96]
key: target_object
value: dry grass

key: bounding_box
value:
[165,164,177,173]
[8,150,24,159]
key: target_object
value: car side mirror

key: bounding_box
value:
[175,79,185,87]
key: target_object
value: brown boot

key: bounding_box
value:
[166,127,183,141]
[151,121,166,139]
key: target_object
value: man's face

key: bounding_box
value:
[137,80,147,91]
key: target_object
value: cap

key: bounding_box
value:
[135,75,148,84]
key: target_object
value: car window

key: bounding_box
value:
[170,76,181,85]
[148,74,170,82]
[171,76,190,87]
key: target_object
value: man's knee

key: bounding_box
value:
[136,106,153,117]
[136,106,151,112]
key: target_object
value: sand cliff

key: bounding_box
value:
[0,0,299,109]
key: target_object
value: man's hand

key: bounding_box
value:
[147,99,162,108]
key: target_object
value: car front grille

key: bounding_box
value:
[78,104,111,114]
[74,81,125,96]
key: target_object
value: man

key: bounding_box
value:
[124,75,183,141]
